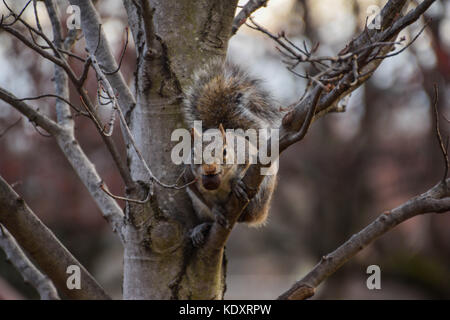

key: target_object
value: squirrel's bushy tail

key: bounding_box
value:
[183,58,281,131]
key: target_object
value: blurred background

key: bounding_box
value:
[0,0,449,299]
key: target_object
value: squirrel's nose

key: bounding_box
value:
[202,164,219,176]
[201,164,222,190]
[202,174,221,190]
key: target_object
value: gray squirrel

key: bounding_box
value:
[183,58,282,246]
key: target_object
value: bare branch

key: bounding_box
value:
[32,0,42,32]
[0,87,62,135]
[42,0,126,232]
[0,85,125,233]
[1,0,32,27]
[68,0,136,115]
[44,0,73,129]
[0,1,126,232]
[0,224,60,300]
[373,22,428,60]
[77,57,92,87]
[432,84,449,184]
[0,25,79,84]
[76,91,136,190]
[18,94,88,117]
[100,183,150,204]
[101,27,129,75]
[246,18,332,67]
[0,176,111,300]
[57,130,126,232]
[0,87,124,236]
[279,87,323,152]
[278,180,450,300]
[246,0,436,124]
[232,0,268,35]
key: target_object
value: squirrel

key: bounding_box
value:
[183,58,282,246]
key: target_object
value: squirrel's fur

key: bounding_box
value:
[183,59,281,246]
[184,58,281,131]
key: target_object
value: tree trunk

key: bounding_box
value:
[122,0,238,300]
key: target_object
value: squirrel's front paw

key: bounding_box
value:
[213,206,230,229]
[232,179,249,203]
[189,222,212,247]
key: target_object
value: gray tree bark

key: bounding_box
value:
[120,0,238,299]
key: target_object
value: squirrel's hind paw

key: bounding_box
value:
[189,222,212,247]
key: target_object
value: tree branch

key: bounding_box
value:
[0,176,111,300]
[0,87,62,135]
[278,180,450,300]
[231,0,269,35]
[0,224,60,300]
[0,87,125,235]
[44,0,74,130]
[247,0,435,123]
[68,0,136,116]
[432,84,449,184]
[67,0,138,190]
[1,3,135,190]
[0,2,127,233]
[0,25,79,85]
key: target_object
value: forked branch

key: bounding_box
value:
[0,224,60,300]
[0,176,111,300]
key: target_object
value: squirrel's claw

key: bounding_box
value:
[216,212,230,229]
[189,222,212,247]
[232,179,249,203]
[213,207,230,229]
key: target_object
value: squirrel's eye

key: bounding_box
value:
[223,148,227,157]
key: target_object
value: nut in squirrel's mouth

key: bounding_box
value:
[201,173,221,190]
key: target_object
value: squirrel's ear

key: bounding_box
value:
[219,123,226,145]
[191,127,201,143]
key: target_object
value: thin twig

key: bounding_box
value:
[100,183,151,204]
[0,87,62,135]
[18,94,88,116]
[1,0,32,27]
[432,84,449,184]
[373,22,428,60]
[77,57,92,87]
[101,27,129,75]
[32,0,42,32]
